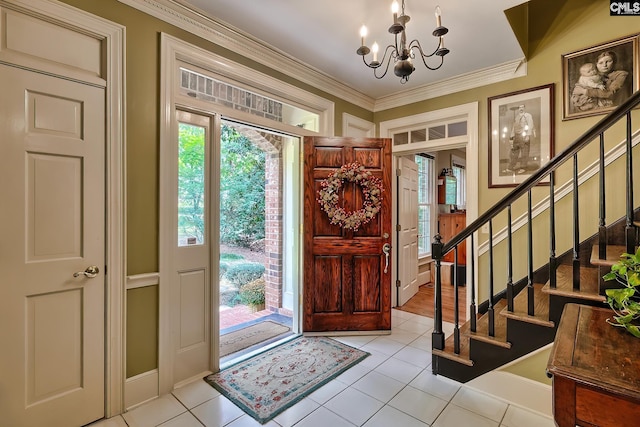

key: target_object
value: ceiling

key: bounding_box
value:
[175,0,528,99]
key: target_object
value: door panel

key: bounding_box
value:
[172,110,211,384]
[0,64,105,427]
[303,137,391,332]
[398,157,419,305]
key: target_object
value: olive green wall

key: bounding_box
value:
[377,0,639,301]
[126,286,158,377]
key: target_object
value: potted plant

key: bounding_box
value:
[603,247,640,338]
[237,277,265,313]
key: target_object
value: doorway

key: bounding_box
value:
[396,150,468,323]
[217,121,300,364]
[380,102,479,324]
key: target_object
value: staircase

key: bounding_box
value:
[431,90,640,383]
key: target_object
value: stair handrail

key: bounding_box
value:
[439,90,640,255]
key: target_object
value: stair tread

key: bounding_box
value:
[468,298,511,349]
[432,323,473,367]
[590,244,628,266]
[500,282,554,328]
[542,264,605,302]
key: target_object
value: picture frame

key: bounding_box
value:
[488,83,554,188]
[562,34,639,120]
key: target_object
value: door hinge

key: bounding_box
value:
[396,224,401,232]
[396,279,401,288]
[396,168,402,176]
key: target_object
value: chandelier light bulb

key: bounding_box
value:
[372,42,379,62]
[360,25,368,46]
[435,5,442,27]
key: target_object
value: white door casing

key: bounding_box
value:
[382,102,478,312]
[0,65,105,427]
[397,156,420,306]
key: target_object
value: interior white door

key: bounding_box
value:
[0,64,105,427]
[397,156,419,306]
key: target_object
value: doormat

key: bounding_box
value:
[220,320,291,358]
[205,336,369,424]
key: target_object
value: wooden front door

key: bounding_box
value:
[303,137,392,332]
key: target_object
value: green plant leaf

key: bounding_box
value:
[624,323,640,338]
[606,287,635,305]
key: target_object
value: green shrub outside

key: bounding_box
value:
[223,262,265,287]
[237,278,265,305]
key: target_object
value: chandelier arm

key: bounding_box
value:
[361,44,399,69]
[408,39,446,71]
[408,39,438,58]
[372,46,398,79]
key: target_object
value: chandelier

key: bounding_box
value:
[356,1,449,83]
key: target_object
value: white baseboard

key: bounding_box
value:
[125,369,159,410]
[466,370,552,418]
[418,270,431,286]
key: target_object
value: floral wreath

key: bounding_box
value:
[316,162,383,231]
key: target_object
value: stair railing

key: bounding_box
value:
[431,90,640,356]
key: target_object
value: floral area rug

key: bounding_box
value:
[204,336,369,424]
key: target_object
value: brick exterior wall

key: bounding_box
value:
[232,125,284,314]
[180,69,283,121]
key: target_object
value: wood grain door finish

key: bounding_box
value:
[303,137,392,332]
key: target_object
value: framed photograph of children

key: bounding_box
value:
[562,34,639,120]
[488,84,555,188]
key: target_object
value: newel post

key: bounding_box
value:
[431,234,445,351]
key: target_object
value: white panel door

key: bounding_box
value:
[0,64,105,427]
[397,157,419,306]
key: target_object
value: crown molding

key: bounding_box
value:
[373,58,527,112]
[118,0,376,110]
[119,0,526,112]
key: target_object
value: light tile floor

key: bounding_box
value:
[90,309,555,427]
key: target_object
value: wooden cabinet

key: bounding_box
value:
[547,304,640,427]
[438,212,466,265]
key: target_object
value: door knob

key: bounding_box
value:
[73,265,100,278]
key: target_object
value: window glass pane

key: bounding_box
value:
[416,155,434,256]
[428,125,446,140]
[178,122,206,246]
[448,121,467,137]
[452,165,466,209]
[394,132,408,145]
[411,128,426,143]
